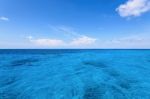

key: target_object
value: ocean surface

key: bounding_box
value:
[0,49,150,99]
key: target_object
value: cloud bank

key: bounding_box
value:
[27,36,97,47]
[116,0,150,17]
[27,26,97,48]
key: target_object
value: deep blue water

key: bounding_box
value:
[0,49,150,99]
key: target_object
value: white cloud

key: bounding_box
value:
[0,16,9,21]
[27,26,97,47]
[110,35,144,43]
[102,34,150,48]
[27,36,33,39]
[27,35,97,47]
[28,37,65,47]
[70,36,97,46]
[116,0,150,17]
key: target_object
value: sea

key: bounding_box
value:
[0,49,150,99]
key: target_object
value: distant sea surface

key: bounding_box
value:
[0,49,150,99]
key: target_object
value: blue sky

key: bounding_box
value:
[0,0,150,49]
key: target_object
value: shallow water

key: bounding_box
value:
[0,49,150,99]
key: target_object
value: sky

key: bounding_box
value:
[0,0,150,49]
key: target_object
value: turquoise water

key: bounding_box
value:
[0,49,150,99]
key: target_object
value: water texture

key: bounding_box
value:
[0,49,150,99]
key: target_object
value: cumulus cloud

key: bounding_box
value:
[116,0,150,17]
[0,16,9,21]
